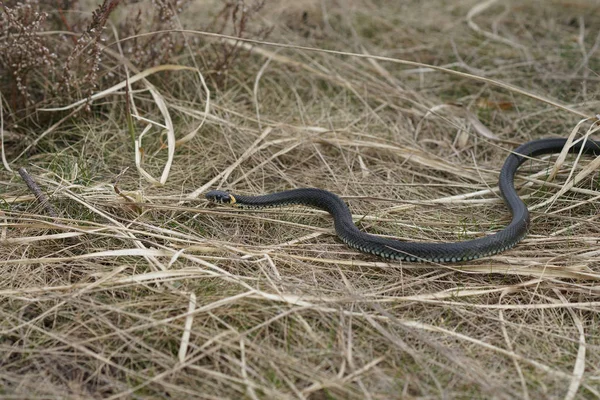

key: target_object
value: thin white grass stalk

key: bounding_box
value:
[0,271,199,296]
[340,356,385,383]
[0,231,84,244]
[175,69,210,146]
[466,0,529,52]
[551,219,600,237]
[0,246,252,291]
[229,141,302,186]
[0,90,10,172]
[241,254,283,294]
[161,0,210,147]
[548,194,600,216]
[217,129,287,188]
[198,209,331,233]
[262,254,282,283]
[34,270,241,297]
[0,301,66,336]
[499,291,530,400]
[375,298,600,311]
[253,52,276,131]
[0,211,5,242]
[540,122,600,210]
[149,85,175,185]
[266,361,307,399]
[319,137,479,180]
[58,186,168,272]
[399,320,572,379]
[240,285,600,311]
[360,44,403,88]
[13,105,84,163]
[268,231,324,251]
[39,64,197,112]
[0,247,174,265]
[574,17,590,97]
[541,150,600,211]
[104,295,275,400]
[134,124,157,184]
[567,248,600,258]
[357,154,370,178]
[186,126,274,199]
[40,64,191,185]
[548,118,599,180]
[554,290,586,400]
[549,194,600,236]
[23,319,153,390]
[391,278,544,301]
[171,102,238,128]
[109,21,140,117]
[278,254,600,280]
[419,104,500,141]
[40,53,206,152]
[246,289,575,381]
[240,339,260,400]
[113,30,593,119]
[3,216,208,247]
[132,114,168,129]
[72,265,129,298]
[178,292,196,363]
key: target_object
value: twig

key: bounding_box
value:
[18,167,58,218]
[113,167,142,213]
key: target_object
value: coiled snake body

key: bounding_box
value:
[206,138,600,263]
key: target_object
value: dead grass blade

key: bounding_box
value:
[554,290,586,400]
[115,29,594,119]
[186,127,274,199]
[38,64,197,112]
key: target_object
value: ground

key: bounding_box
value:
[1,0,599,398]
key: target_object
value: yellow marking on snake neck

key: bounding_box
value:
[229,195,237,204]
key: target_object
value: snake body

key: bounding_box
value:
[206,138,600,263]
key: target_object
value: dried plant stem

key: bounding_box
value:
[18,167,58,218]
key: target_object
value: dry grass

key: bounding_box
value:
[2,0,600,398]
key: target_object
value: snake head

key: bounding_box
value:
[206,190,236,205]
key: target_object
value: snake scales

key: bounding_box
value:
[206,138,600,263]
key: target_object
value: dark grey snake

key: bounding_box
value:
[206,138,600,263]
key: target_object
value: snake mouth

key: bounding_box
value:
[206,190,236,205]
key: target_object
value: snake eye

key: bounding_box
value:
[206,190,233,204]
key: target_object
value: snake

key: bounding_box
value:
[206,138,600,263]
